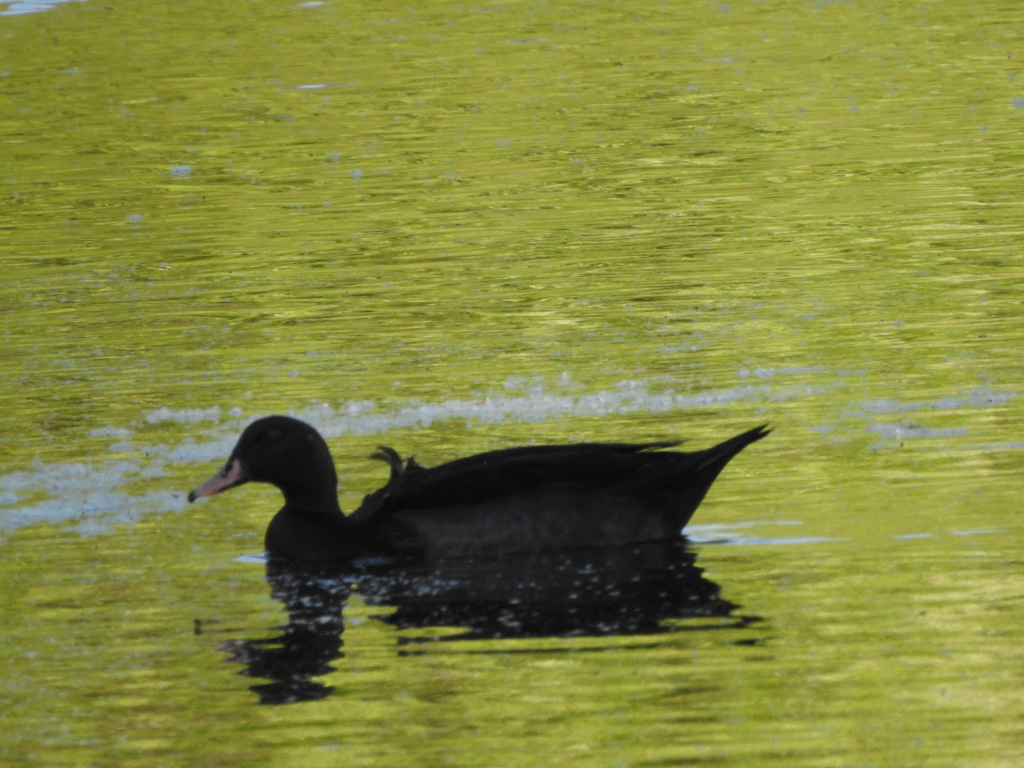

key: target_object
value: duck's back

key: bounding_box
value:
[351,426,769,558]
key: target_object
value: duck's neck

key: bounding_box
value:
[271,439,347,519]
[280,472,345,519]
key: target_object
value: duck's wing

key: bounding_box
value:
[351,441,681,518]
[353,427,767,523]
[421,440,680,475]
[350,426,769,557]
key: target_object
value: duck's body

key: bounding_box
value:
[188,416,769,562]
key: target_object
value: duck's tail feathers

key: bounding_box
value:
[696,424,771,472]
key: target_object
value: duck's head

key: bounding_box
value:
[188,415,338,508]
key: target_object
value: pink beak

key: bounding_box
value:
[188,458,248,502]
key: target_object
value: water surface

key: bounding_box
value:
[2,0,1023,766]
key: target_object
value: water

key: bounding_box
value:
[2,0,1024,765]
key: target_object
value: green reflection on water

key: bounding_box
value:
[2,0,1024,765]
[3,0,1023,450]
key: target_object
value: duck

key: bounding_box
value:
[188,415,770,562]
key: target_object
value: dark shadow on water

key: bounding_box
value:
[217,540,761,705]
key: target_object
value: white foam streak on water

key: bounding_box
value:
[687,520,847,546]
[0,0,83,17]
[0,377,1016,536]
[687,522,1003,546]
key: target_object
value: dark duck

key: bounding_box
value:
[188,415,770,561]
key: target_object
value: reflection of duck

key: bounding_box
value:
[360,542,753,642]
[219,567,348,705]
[224,544,757,705]
[189,416,769,562]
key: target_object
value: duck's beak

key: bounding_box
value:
[188,458,249,502]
